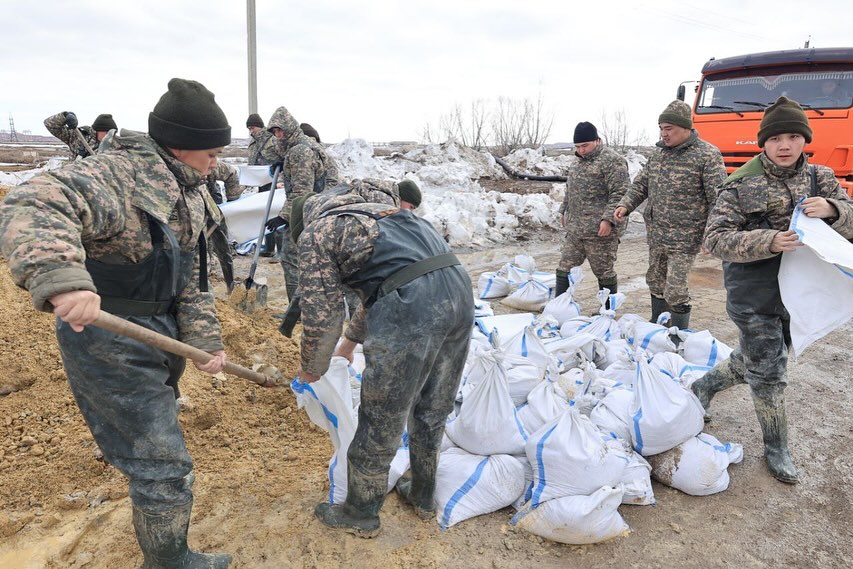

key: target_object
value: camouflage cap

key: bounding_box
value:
[658,100,693,129]
[757,96,813,147]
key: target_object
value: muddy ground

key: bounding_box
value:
[1,163,852,568]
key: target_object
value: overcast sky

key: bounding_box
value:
[2,0,850,145]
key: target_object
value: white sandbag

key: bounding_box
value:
[630,357,706,456]
[511,486,629,545]
[473,297,494,317]
[623,319,677,354]
[679,330,733,368]
[502,279,553,311]
[511,454,536,510]
[647,433,744,496]
[219,188,287,246]
[545,332,608,371]
[531,314,562,340]
[435,448,526,529]
[504,326,552,372]
[445,354,529,455]
[474,313,536,343]
[601,338,632,369]
[650,351,708,389]
[505,355,545,406]
[599,433,655,506]
[542,292,582,324]
[516,380,572,435]
[589,388,635,443]
[236,164,273,186]
[478,271,512,299]
[780,202,853,356]
[530,271,557,291]
[560,290,625,342]
[525,408,626,503]
[327,444,410,504]
[513,254,537,273]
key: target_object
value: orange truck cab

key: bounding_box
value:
[678,47,853,196]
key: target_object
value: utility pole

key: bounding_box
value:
[247,0,258,114]
[8,114,19,142]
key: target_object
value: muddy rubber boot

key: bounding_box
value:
[650,295,669,324]
[751,388,800,484]
[669,304,691,331]
[555,270,571,297]
[598,280,617,310]
[270,229,285,262]
[133,502,232,569]
[690,358,744,423]
[314,471,385,538]
[259,233,275,257]
[395,443,438,521]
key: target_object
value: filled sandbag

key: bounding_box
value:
[647,433,744,496]
[435,447,526,529]
[679,330,733,369]
[478,271,512,299]
[560,290,626,342]
[589,387,635,444]
[516,380,572,435]
[502,279,553,311]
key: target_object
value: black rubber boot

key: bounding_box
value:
[132,502,232,569]
[555,270,571,297]
[690,358,744,423]
[259,233,275,257]
[669,304,691,331]
[395,443,438,521]
[598,280,617,310]
[650,295,669,324]
[271,229,285,262]
[751,388,800,484]
[314,471,385,538]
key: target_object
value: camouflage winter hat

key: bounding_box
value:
[91,113,117,132]
[397,179,422,207]
[149,78,231,150]
[658,100,693,129]
[267,106,300,139]
[757,96,813,147]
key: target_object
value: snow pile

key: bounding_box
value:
[501,146,575,177]
[0,157,65,186]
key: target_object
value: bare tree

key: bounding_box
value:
[522,89,554,148]
[599,109,651,151]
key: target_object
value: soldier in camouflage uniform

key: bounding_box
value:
[204,161,242,292]
[245,113,279,256]
[264,105,340,304]
[292,181,473,537]
[44,111,117,159]
[614,100,726,329]
[557,121,630,302]
[693,97,853,484]
[2,79,233,568]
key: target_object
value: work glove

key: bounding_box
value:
[269,161,283,177]
[64,112,78,129]
[265,216,287,232]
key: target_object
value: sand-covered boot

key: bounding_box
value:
[133,502,232,569]
[314,471,385,538]
[752,388,800,484]
[395,443,438,521]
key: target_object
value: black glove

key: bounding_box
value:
[268,161,283,177]
[265,216,287,232]
[64,112,78,129]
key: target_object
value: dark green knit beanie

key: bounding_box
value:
[397,179,422,207]
[91,113,117,132]
[289,193,312,244]
[149,78,231,149]
[658,100,693,129]
[246,113,264,128]
[757,96,813,147]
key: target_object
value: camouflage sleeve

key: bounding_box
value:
[0,158,131,310]
[276,145,316,219]
[221,163,243,201]
[702,149,727,206]
[260,136,280,164]
[816,167,853,239]
[43,112,77,151]
[174,245,223,352]
[703,186,778,262]
[603,154,631,222]
[343,303,368,344]
[619,160,649,213]
[559,178,570,216]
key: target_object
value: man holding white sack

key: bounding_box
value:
[290,181,474,537]
[697,97,853,484]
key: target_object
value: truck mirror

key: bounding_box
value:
[676,85,686,101]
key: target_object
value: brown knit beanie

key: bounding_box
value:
[757,96,813,147]
[658,100,693,129]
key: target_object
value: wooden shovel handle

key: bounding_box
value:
[93,311,280,387]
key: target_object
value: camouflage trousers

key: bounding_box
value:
[56,314,194,512]
[277,225,299,303]
[646,241,696,306]
[723,308,791,396]
[558,233,618,283]
[347,266,473,508]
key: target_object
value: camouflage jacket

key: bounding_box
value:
[268,106,340,221]
[248,129,278,166]
[205,161,242,204]
[0,130,224,351]
[560,145,630,238]
[297,184,399,376]
[44,111,101,159]
[704,153,853,263]
[618,131,726,253]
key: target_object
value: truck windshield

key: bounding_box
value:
[697,66,853,112]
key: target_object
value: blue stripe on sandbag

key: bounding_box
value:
[440,456,490,529]
[707,340,718,367]
[530,423,558,507]
[632,407,644,454]
[640,328,666,350]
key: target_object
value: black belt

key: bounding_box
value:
[99,297,176,317]
[376,253,461,299]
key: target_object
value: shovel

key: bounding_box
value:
[73,128,96,157]
[229,164,282,313]
[92,310,283,387]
